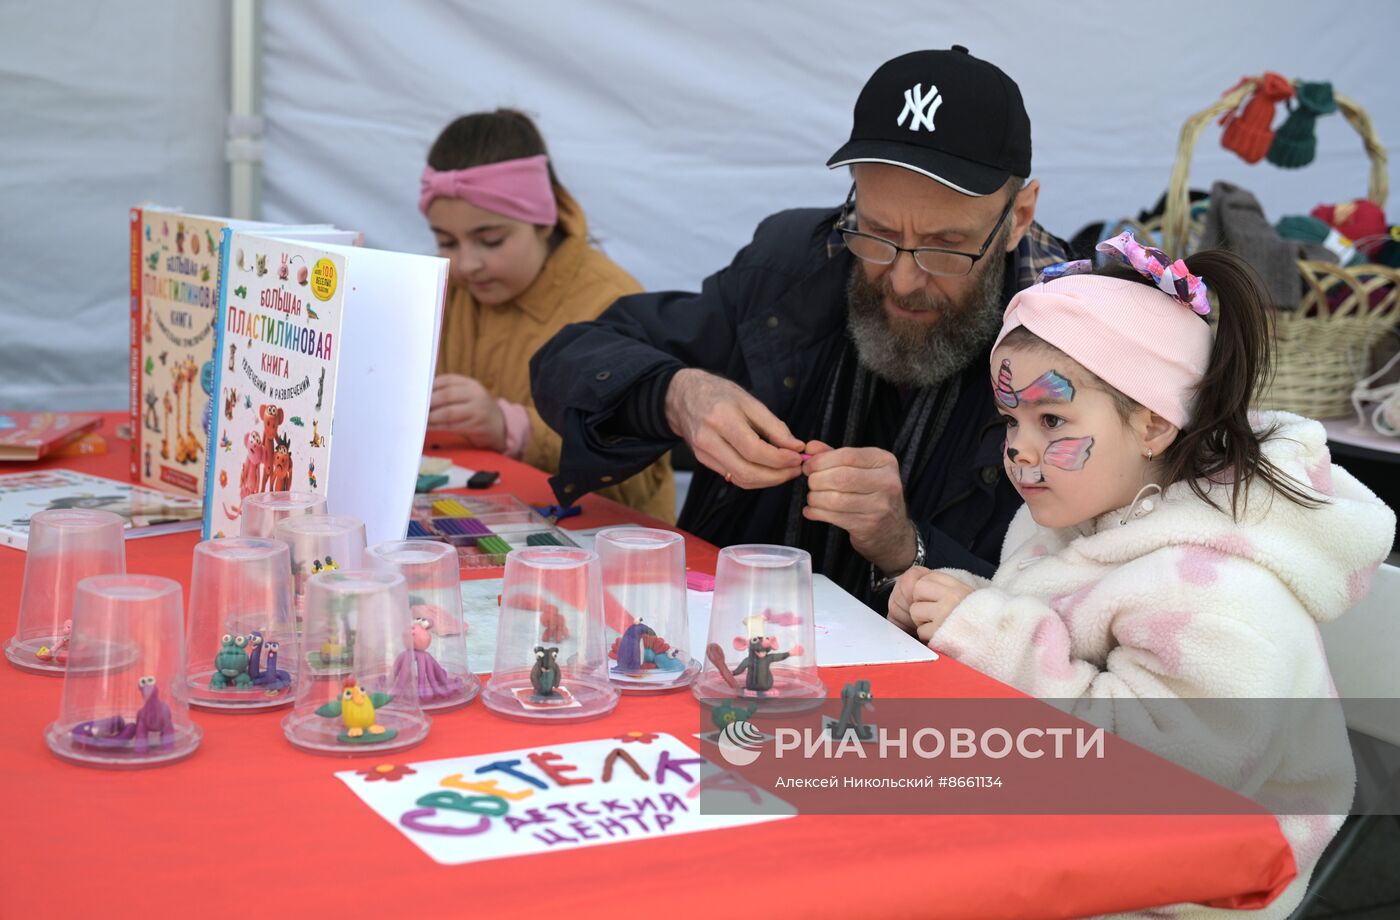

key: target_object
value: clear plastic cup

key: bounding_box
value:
[281,569,431,755]
[367,539,479,712]
[45,574,202,768]
[185,538,298,712]
[482,547,619,722]
[692,544,825,709]
[5,509,127,676]
[240,490,328,540]
[272,513,366,609]
[596,527,698,692]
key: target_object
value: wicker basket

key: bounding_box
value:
[1156,77,1400,419]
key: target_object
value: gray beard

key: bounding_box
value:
[844,248,1007,388]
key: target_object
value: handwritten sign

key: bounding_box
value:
[334,733,793,864]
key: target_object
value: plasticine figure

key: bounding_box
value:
[245,630,265,681]
[256,640,291,692]
[539,605,569,643]
[210,633,253,689]
[613,621,654,673]
[530,646,561,701]
[133,675,174,753]
[831,679,874,741]
[610,620,686,674]
[711,700,758,732]
[36,619,72,664]
[391,612,465,703]
[315,678,394,742]
[731,635,796,693]
[72,714,138,749]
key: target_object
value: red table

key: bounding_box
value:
[0,417,1296,919]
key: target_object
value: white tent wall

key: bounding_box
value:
[0,0,230,411]
[3,1,1398,410]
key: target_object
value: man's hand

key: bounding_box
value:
[665,369,804,489]
[802,440,915,574]
[428,374,507,452]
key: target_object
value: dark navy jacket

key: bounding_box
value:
[531,207,1060,603]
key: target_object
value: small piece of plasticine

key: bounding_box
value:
[685,571,716,592]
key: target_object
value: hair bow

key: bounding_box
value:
[1095,231,1210,316]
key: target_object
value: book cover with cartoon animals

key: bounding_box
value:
[129,210,228,497]
[203,233,345,539]
[129,209,356,502]
[0,469,203,551]
[203,230,447,545]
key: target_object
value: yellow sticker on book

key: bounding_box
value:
[311,258,337,301]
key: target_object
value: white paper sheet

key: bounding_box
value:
[333,734,792,865]
[459,572,938,672]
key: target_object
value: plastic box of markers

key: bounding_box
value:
[407,494,579,571]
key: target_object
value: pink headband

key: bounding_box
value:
[418,154,558,226]
[993,272,1213,428]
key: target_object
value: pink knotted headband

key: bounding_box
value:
[418,154,558,226]
[993,267,1214,429]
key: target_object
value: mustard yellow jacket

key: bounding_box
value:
[434,191,675,522]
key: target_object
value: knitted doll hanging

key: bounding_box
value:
[1219,72,1294,164]
[1268,81,1337,169]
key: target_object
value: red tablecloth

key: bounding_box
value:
[0,416,1295,919]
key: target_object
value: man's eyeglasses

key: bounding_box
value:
[834,183,1017,278]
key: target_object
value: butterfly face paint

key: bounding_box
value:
[1010,435,1094,484]
[993,345,1155,530]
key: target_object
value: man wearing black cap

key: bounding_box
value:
[531,48,1071,606]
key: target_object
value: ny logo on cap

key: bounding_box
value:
[897,83,942,132]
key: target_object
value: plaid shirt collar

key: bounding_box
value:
[1014,221,1072,291]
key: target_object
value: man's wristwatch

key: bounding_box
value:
[870,525,926,595]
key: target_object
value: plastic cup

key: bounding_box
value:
[367,539,479,712]
[596,527,698,692]
[281,569,431,755]
[272,513,366,608]
[6,509,127,675]
[45,574,202,768]
[186,538,298,712]
[240,490,328,540]
[482,547,619,722]
[692,544,825,709]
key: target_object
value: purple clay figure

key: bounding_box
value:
[256,640,291,693]
[133,675,174,753]
[391,615,464,703]
[613,620,655,673]
[245,630,265,682]
[71,715,137,750]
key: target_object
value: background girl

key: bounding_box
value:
[421,109,674,520]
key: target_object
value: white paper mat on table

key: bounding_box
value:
[460,572,937,672]
[334,734,792,865]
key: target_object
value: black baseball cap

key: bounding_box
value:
[827,46,1032,196]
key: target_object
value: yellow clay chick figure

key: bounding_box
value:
[315,678,391,738]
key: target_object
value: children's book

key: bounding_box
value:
[128,208,356,498]
[0,412,102,461]
[202,231,447,545]
[0,469,203,550]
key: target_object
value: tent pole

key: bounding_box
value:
[228,0,262,220]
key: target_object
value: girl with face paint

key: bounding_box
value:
[888,236,1395,919]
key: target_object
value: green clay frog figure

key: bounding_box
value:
[210,633,254,689]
